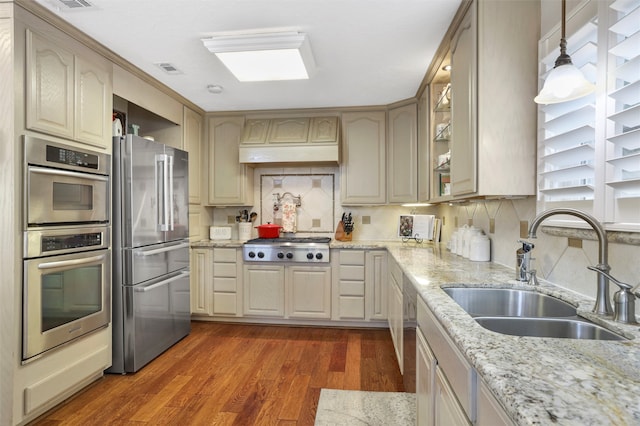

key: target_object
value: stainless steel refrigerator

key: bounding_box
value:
[109,134,190,374]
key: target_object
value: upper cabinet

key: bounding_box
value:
[207,116,254,206]
[388,103,418,204]
[26,29,112,150]
[429,0,538,201]
[183,106,203,205]
[341,111,387,205]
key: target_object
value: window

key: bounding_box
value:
[537,0,640,231]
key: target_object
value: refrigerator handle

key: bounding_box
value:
[134,271,190,293]
[156,154,170,231]
[168,155,174,231]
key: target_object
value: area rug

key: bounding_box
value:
[314,389,416,425]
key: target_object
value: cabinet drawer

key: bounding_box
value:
[213,292,237,315]
[214,262,237,278]
[339,265,365,281]
[339,296,365,319]
[340,250,365,265]
[213,248,237,263]
[213,277,236,292]
[340,280,365,296]
[418,297,476,422]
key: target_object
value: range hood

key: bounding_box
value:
[239,117,340,164]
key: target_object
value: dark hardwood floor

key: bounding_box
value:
[30,321,404,425]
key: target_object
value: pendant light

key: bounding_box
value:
[534,0,595,104]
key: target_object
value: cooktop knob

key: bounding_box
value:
[315,253,323,260]
[277,252,284,259]
[248,251,256,258]
[257,252,265,258]
[286,252,294,259]
[306,253,314,260]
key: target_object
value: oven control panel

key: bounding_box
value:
[243,244,330,263]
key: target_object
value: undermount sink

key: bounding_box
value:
[474,317,626,341]
[443,287,627,341]
[443,287,577,318]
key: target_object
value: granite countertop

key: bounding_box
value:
[191,238,640,424]
[385,243,640,426]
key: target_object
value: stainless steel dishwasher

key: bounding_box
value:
[402,275,418,393]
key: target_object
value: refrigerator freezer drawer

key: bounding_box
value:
[124,240,189,285]
[124,270,190,373]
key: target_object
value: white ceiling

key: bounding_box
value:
[35,0,462,112]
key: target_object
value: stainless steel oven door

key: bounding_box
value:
[23,249,111,361]
[26,165,110,226]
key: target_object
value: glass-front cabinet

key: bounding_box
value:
[429,53,452,202]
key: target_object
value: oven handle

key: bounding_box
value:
[37,253,106,270]
[29,166,109,182]
[134,271,189,293]
[135,242,189,257]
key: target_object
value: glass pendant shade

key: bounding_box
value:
[534,63,595,104]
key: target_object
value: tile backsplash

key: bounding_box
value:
[207,167,640,314]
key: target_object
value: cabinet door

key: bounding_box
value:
[388,103,418,203]
[207,116,254,206]
[417,328,435,426]
[450,5,477,196]
[287,265,331,319]
[26,29,74,139]
[243,265,284,317]
[341,111,386,205]
[184,107,203,204]
[309,117,339,143]
[435,367,471,426]
[476,379,514,426]
[75,55,111,148]
[190,248,212,315]
[366,250,387,320]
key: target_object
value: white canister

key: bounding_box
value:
[449,231,458,253]
[456,225,468,256]
[469,234,491,262]
[238,222,252,242]
[462,227,480,259]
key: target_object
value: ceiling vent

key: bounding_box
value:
[154,62,183,75]
[54,0,95,9]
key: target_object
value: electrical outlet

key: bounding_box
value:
[312,218,321,228]
[228,215,236,224]
[489,218,495,234]
[362,215,371,225]
[568,238,582,248]
[520,221,529,238]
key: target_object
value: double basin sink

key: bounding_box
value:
[443,287,626,341]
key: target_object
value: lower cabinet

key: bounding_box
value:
[190,248,212,315]
[416,296,513,426]
[287,265,332,319]
[243,264,285,317]
[212,248,241,316]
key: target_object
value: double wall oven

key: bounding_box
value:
[22,136,111,362]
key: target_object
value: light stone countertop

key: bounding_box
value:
[192,239,640,425]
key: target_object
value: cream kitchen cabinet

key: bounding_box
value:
[183,106,203,205]
[340,111,387,205]
[439,0,537,199]
[212,248,242,316]
[388,103,418,204]
[417,296,475,425]
[287,265,332,319]
[26,29,112,150]
[366,250,387,321]
[243,264,285,317]
[336,250,367,320]
[476,379,514,426]
[190,248,212,316]
[207,116,254,206]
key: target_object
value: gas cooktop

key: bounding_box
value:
[243,237,331,263]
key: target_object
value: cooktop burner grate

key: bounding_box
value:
[245,237,332,244]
